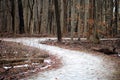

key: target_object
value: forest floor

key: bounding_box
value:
[0,40,61,80]
[41,38,120,58]
[0,37,120,80]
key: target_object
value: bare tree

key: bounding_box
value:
[88,0,100,43]
[18,0,25,34]
[28,0,34,34]
[54,0,62,42]
[71,0,75,41]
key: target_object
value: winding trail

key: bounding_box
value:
[1,38,119,80]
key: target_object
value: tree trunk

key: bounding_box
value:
[88,0,100,43]
[114,0,119,35]
[10,0,15,33]
[40,0,49,34]
[84,0,89,37]
[71,0,75,41]
[18,0,25,34]
[54,0,62,42]
[60,0,65,35]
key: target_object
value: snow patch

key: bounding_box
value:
[44,59,51,64]
[14,64,29,68]
[40,65,51,70]
[3,66,11,70]
[3,64,29,69]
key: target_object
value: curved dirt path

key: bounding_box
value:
[1,38,119,80]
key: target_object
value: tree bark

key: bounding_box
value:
[88,0,100,43]
[84,0,89,37]
[71,0,75,41]
[54,0,62,42]
[18,0,25,34]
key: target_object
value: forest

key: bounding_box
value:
[0,0,120,42]
[0,0,120,80]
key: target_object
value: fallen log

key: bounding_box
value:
[0,58,44,67]
[92,47,118,55]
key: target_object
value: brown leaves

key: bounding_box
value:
[88,19,94,25]
[0,41,50,79]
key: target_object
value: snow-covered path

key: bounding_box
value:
[0,38,118,80]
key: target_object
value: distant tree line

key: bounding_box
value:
[0,0,120,42]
